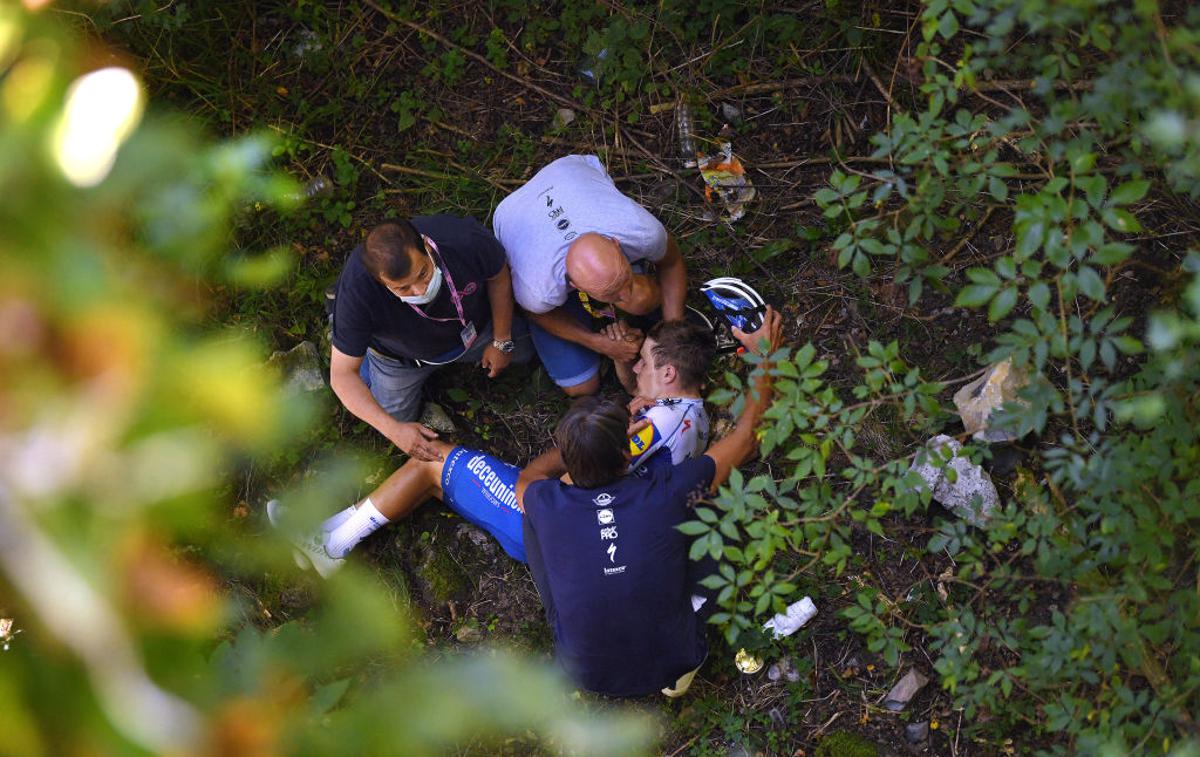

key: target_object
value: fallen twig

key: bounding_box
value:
[939,206,997,264]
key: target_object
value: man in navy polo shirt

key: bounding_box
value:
[513,307,783,698]
[330,217,532,461]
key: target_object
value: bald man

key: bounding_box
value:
[493,155,688,396]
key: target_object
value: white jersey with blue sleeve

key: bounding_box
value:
[627,397,709,474]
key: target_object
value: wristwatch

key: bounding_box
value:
[492,338,516,353]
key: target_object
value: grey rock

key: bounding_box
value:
[907,435,1000,527]
[455,623,483,643]
[267,341,325,395]
[291,29,323,59]
[953,358,1028,442]
[456,523,490,547]
[905,721,930,743]
[419,402,457,434]
[720,102,743,124]
[553,108,576,129]
[883,669,929,712]
[456,523,496,556]
[767,660,784,681]
[767,656,801,683]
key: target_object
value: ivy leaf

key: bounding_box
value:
[852,251,871,277]
[966,267,1002,286]
[988,176,1008,201]
[677,521,710,536]
[1107,179,1151,206]
[1016,221,1044,258]
[956,284,996,308]
[1028,281,1051,311]
[1102,207,1143,233]
[938,11,960,39]
[1077,175,1107,208]
[1070,152,1097,173]
[1077,265,1106,301]
[1093,242,1133,265]
[813,187,839,205]
[1113,335,1144,354]
[988,286,1018,321]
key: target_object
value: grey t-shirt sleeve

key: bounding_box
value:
[611,203,668,264]
[510,251,569,314]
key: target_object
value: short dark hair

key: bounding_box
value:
[363,221,423,281]
[646,319,716,390]
[554,396,630,489]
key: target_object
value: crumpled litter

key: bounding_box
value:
[907,435,1000,527]
[763,596,817,639]
[953,358,1029,442]
[699,142,756,223]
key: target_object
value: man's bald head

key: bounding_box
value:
[565,232,632,302]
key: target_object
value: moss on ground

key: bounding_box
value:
[814,730,879,757]
[416,542,470,603]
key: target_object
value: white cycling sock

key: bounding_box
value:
[320,505,358,533]
[326,498,389,558]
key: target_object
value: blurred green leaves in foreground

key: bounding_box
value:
[0,5,650,754]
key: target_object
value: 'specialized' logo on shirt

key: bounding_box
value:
[593,492,614,507]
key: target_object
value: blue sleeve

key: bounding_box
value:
[521,478,554,520]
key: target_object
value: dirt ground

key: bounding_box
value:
[92,1,1194,753]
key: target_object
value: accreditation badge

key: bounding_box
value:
[460,321,477,348]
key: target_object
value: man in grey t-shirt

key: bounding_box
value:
[493,155,688,396]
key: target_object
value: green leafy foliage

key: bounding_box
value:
[695,1,1200,753]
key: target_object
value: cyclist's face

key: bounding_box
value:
[633,337,668,397]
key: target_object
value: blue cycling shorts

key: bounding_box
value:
[441,446,526,563]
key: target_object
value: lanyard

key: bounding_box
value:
[408,236,467,327]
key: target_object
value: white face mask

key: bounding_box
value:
[397,251,444,305]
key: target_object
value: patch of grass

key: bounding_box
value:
[814,730,878,757]
[416,539,470,604]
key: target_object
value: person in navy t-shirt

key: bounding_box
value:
[514,307,784,698]
[329,217,534,461]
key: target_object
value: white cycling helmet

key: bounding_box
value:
[700,277,768,332]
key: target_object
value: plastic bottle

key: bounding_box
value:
[676,101,697,168]
[301,175,332,199]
